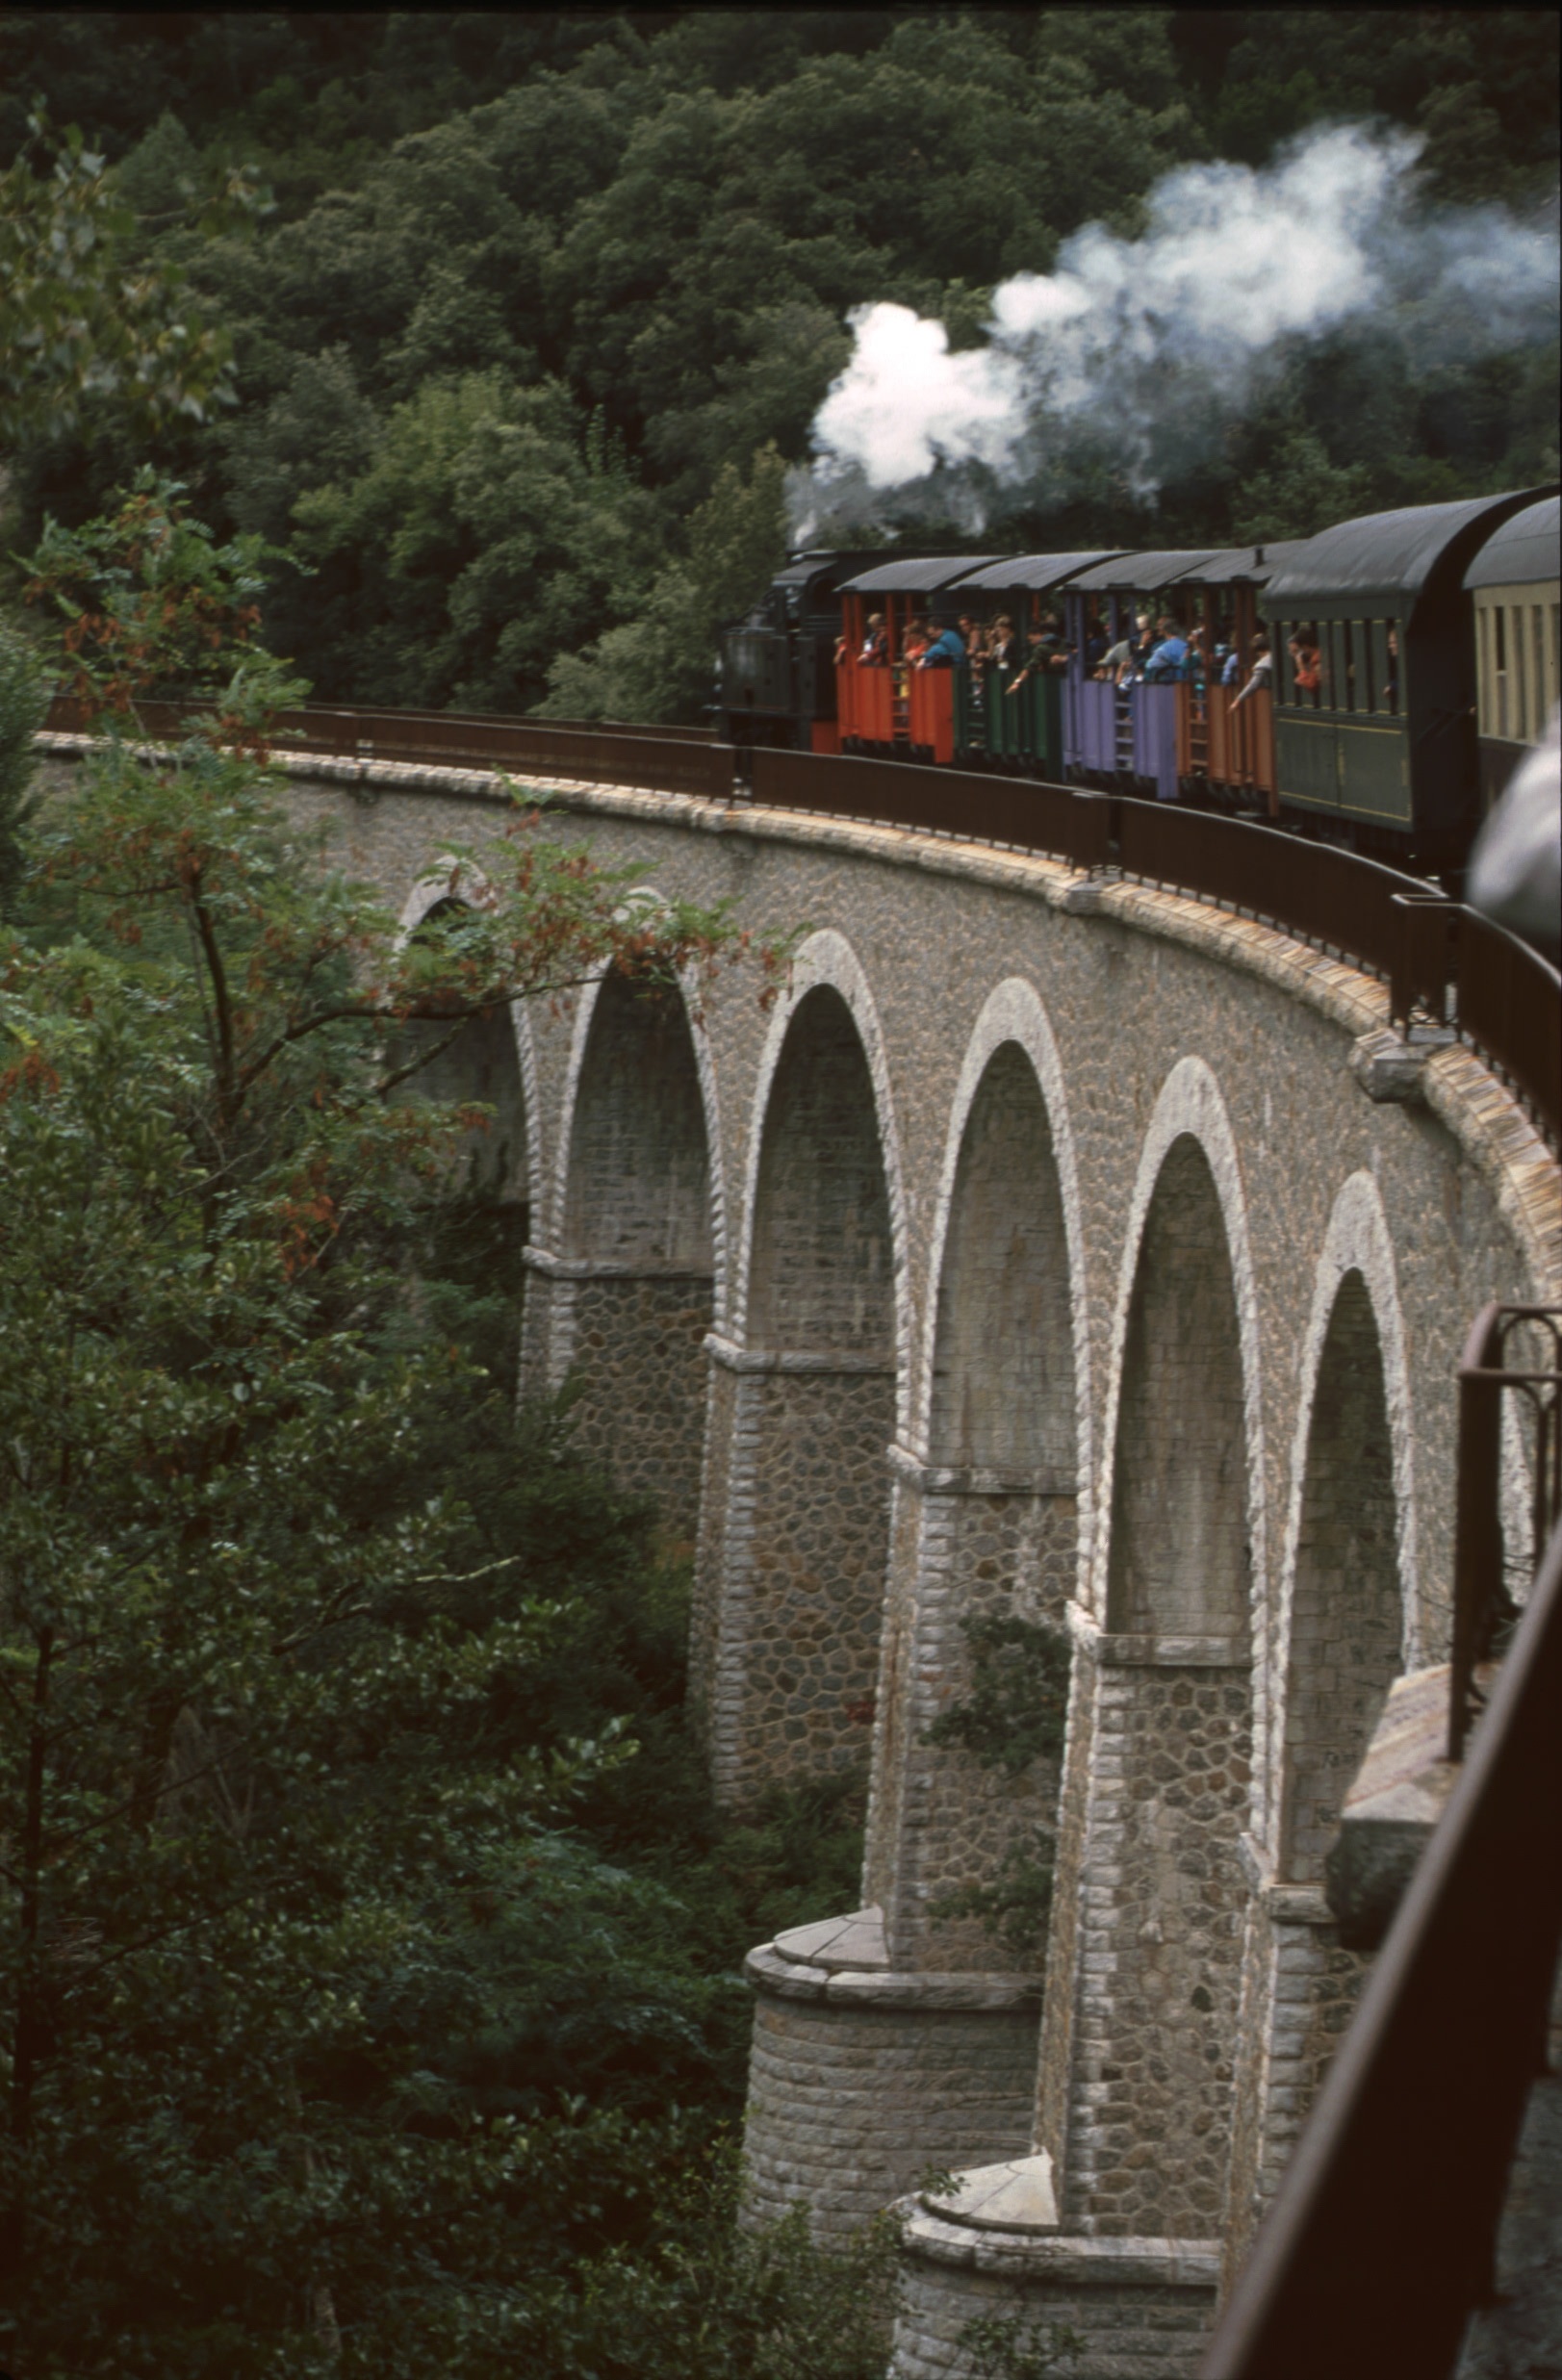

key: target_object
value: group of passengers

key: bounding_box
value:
[842,605,1327,712]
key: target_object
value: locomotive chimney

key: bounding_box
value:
[1255,546,1266,565]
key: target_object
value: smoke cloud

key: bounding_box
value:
[790,124,1559,539]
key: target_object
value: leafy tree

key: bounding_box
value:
[0,622,45,915]
[539,442,789,725]
[0,110,265,452]
[0,483,807,2375]
[290,371,659,709]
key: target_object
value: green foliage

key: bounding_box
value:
[931,1837,1059,1963]
[0,109,266,451]
[0,619,44,914]
[0,492,844,2373]
[538,443,789,726]
[20,466,303,727]
[290,372,658,713]
[921,1613,1069,1958]
[924,1612,1072,1779]
[1231,428,1375,546]
[958,2311,1084,2379]
[570,2141,901,2380]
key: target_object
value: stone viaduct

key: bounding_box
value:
[59,731,1558,2377]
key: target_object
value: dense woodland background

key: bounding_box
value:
[2,7,1557,723]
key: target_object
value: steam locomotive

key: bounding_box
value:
[718,490,1560,872]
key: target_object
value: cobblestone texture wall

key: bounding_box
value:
[743,1990,1037,2240]
[890,2246,1216,2380]
[551,1272,713,1543]
[1038,1124,1255,2238]
[719,1365,894,1790]
[1035,1644,1098,2181]
[1224,1267,1403,2268]
[878,1484,1077,1975]
[928,1040,1075,1482]
[706,979,899,1797]
[1060,1662,1252,2236]
[562,976,710,1269]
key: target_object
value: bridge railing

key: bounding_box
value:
[41,694,733,801]
[40,700,1559,1147]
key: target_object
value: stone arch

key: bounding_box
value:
[916,979,1092,1511]
[1100,1064,1262,1640]
[541,950,721,1536]
[1264,1171,1418,1868]
[1057,1058,1260,2240]
[707,931,904,1795]
[732,929,911,1414]
[871,981,1089,1975]
[397,871,539,1216]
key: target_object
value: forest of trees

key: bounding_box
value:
[1,8,1557,724]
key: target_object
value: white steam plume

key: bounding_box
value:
[791,124,1559,538]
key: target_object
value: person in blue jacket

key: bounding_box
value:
[917,621,968,667]
[1140,615,1190,682]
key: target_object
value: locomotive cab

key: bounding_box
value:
[718,551,883,753]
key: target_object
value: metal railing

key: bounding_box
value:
[42,695,733,802]
[1451,1303,1562,1760]
[41,700,1560,1146]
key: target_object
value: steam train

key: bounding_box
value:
[718,490,1560,872]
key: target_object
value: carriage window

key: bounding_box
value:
[1533,605,1548,742]
[1384,619,1400,716]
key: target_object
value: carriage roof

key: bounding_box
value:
[1462,496,1561,592]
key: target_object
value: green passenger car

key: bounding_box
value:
[945,552,1123,777]
[1262,490,1554,866]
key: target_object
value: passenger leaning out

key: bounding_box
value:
[917,620,968,669]
[1290,628,1322,699]
[860,612,889,664]
[1231,631,1272,710]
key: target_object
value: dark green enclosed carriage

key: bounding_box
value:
[1262,490,1553,867]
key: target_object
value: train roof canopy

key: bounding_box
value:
[945,550,1127,593]
[1463,496,1561,591]
[1064,548,1229,593]
[1265,491,1554,607]
[774,550,895,589]
[837,554,1011,594]
[1185,541,1306,586]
